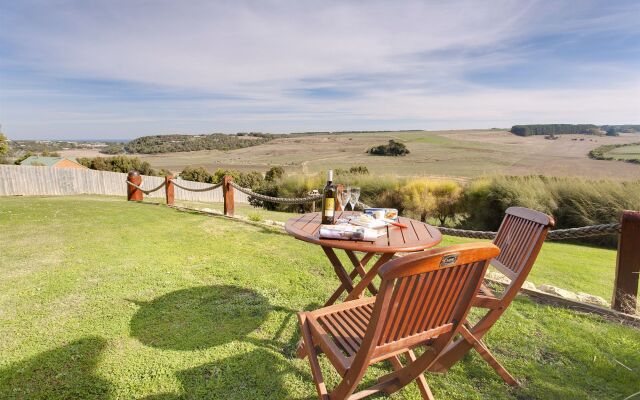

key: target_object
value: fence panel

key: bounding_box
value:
[0,165,249,203]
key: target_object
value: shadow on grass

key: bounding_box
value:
[142,348,314,400]
[0,336,111,399]
[131,285,318,399]
[129,285,272,351]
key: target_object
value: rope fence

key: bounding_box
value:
[126,180,166,195]
[229,181,323,204]
[438,223,621,241]
[170,179,223,192]
[126,176,623,242]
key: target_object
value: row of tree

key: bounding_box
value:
[76,156,170,176]
[124,133,273,154]
[510,124,601,136]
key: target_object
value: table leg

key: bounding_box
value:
[322,247,354,304]
[323,251,376,307]
[345,251,378,295]
[345,253,394,301]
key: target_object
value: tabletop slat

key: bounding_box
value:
[285,212,442,253]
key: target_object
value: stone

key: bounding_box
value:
[485,270,510,284]
[521,281,536,291]
[538,284,579,301]
[576,292,609,307]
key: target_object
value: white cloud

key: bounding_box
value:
[0,0,639,138]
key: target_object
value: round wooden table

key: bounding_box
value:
[285,211,442,306]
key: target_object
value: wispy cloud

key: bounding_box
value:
[0,0,639,138]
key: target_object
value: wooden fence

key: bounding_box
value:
[0,165,249,203]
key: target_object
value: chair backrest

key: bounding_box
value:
[361,243,500,360]
[491,207,554,290]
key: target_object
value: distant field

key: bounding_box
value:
[606,144,640,161]
[59,130,640,179]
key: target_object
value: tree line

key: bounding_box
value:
[510,124,601,136]
[124,133,274,154]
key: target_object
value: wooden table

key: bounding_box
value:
[285,211,443,306]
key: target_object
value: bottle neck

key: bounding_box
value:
[327,170,333,184]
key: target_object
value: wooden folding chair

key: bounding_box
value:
[430,207,555,385]
[298,242,500,399]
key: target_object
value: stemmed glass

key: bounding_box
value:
[339,186,351,211]
[349,187,360,211]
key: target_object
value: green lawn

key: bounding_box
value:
[0,196,638,399]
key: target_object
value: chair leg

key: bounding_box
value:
[459,326,518,387]
[388,352,434,400]
[298,313,330,399]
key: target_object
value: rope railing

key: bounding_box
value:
[438,222,621,240]
[229,181,323,204]
[127,177,622,241]
[169,179,223,192]
[126,180,166,195]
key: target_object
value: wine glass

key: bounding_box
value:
[349,187,360,211]
[339,186,351,211]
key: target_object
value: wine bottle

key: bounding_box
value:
[321,170,336,224]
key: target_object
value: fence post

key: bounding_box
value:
[165,175,174,206]
[612,210,640,314]
[335,184,344,211]
[127,171,143,201]
[223,175,234,217]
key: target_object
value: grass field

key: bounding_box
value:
[1,196,638,399]
[606,144,640,161]
[59,130,640,180]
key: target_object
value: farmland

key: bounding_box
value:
[606,143,640,161]
[58,130,640,179]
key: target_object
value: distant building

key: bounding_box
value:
[19,156,87,169]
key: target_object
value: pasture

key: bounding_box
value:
[606,143,640,161]
[58,130,640,179]
[1,196,638,399]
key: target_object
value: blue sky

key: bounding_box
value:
[0,0,639,139]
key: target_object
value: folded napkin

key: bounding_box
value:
[319,224,382,241]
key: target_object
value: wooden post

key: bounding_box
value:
[613,210,640,314]
[335,184,344,211]
[165,175,174,206]
[127,171,143,201]
[223,175,234,217]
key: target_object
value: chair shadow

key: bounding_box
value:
[0,336,111,399]
[129,285,273,351]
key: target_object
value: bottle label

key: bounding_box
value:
[324,198,335,217]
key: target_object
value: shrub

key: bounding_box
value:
[367,140,409,156]
[265,166,285,182]
[77,155,160,176]
[179,166,212,183]
[399,179,462,223]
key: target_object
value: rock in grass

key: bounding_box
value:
[576,292,609,307]
[538,284,579,301]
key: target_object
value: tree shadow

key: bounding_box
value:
[0,336,111,399]
[142,348,314,400]
[129,285,272,351]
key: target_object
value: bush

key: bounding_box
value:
[179,166,212,183]
[265,166,285,182]
[399,179,462,223]
[77,156,161,176]
[459,176,640,246]
[367,140,410,156]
